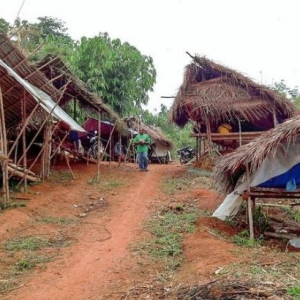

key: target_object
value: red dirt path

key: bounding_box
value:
[0,161,243,300]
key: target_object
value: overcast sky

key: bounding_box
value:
[2,0,300,113]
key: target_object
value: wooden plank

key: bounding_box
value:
[192,132,265,138]
[250,193,300,199]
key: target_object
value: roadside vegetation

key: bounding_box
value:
[123,172,300,299]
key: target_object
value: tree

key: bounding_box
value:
[271,80,300,108]
[3,17,156,118]
[0,18,9,33]
[7,17,73,59]
[68,33,156,116]
[35,17,71,40]
[30,34,74,62]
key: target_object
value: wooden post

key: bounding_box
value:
[97,110,101,181]
[41,123,52,180]
[205,115,212,154]
[14,82,70,185]
[118,134,122,166]
[124,131,134,164]
[64,153,75,180]
[102,123,116,162]
[246,163,254,239]
[238,118,242,147]
[273,106,277,127]
[21,90,28,192]
[0,88,9,204]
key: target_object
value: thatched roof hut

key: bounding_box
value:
[212,115,300,196]
[123,116,174,150]
[170,55,299,151]
[36,54,127,134]
[0,32,70,131]
[0,32,88,198]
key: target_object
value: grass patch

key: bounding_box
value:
[87,176,123,190]
[0,201,27,211]
[232,230,262,247]
[4,236,53,251]
[37,216,76,225]
[0,279,17,293]
[3,235,72,252]
[287,286,300,299]
[139,205,200,272]
[287,207,300,222]
[50,170,74,183]
[14,254,51,271]
[161,178,185,194]
[161,173,211,195]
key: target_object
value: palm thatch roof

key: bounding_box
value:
[171,55,298,130]
[36,54,127,134]
[0,32,64,131]
[212,115,300,195]
[124,117,174,149]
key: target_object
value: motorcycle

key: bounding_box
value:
[80,131,105,159]
[177,146,196,164]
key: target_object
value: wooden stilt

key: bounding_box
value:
[21,90,28,192]
[64,153,75,180]
[0,88,9,204]
[238,118,242,147]
[97,110,101,181]
[246,163,254,239]
[118,134,121,166]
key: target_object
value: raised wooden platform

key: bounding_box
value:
[249,187,300,200]
[191,131,265,144]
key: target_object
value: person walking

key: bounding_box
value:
[133,128,151,171]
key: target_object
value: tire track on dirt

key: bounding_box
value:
[5,164,176,300]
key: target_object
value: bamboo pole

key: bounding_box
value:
[14,82,70,185]
[7,165,38,182]
[205,115,212,154]
[7,101,41,158]
[64,153,75,180]
[50,130,70,160]
[118,134,122,166]
[97,110,101,181]
[246,163,254,239]
[0,88,9,204]
[21,90,28,192]
[238,118,242,147]
[273,104,277,127]
[41,123,52,180]
[108,122,112,167]
[101,123,116,162]
[124,130,134,164]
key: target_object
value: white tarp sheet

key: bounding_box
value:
[213,141,300,220]
[0,59,85,132]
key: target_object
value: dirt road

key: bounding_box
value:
[0,161,240,300]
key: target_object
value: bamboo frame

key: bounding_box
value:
[14,81,70,185]
[21,90,27,192]
[0,88,9,204]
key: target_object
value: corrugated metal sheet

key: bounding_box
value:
[0,59,85,132]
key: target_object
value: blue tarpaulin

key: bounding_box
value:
[258,162,300,189]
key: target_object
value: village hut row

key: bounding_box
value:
[36,56,174,163]
[0,32,84,196]
[0,31,173,202]
[169,53,300,238]
[212,115,300,238]
[0,32,128,202]
[170,54,298,158]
